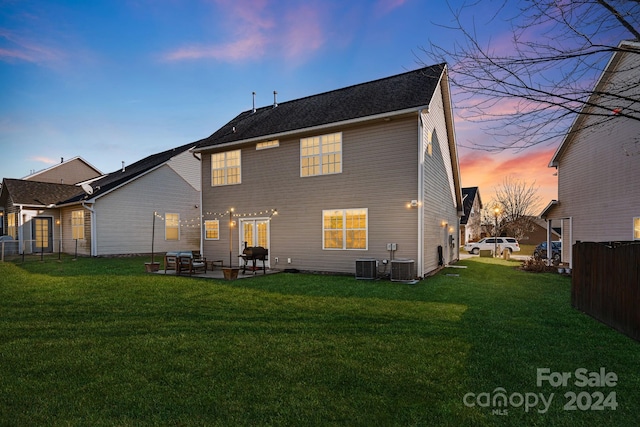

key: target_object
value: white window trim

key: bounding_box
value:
[256,140,279,150]
[211,150,242,186]
[71,209,85,240]
[165,213,180,241]
[300,132,342,177]
[204,220,220,240]
[322,208,368,250]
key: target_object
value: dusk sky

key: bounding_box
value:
[1,0,560,208]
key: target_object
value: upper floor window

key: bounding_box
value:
[256,140,279,150]
[204,220,220,240]
[212,150,241,186]
[165,213,179,241]
[323,208,367,250]
[71,210,84,240]
[301,132,342,177]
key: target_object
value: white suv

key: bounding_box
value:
[464,237,520,255]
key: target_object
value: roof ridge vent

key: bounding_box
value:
[273,90,278,108]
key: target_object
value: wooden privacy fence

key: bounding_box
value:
[572,241,640,342]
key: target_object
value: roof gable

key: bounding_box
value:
[549,40,640,167]
[195,64,446,149]
[62,142,196,203]
[22,156,102,184]
[461,187,482,224]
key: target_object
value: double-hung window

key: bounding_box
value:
[165,213,179,241]
[323,208,367,250]
[212,150,241,186]
[71,210,84,239]
[301,132,342,177]
[204,220,220,240]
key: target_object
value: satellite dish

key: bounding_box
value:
[81,183,93,195]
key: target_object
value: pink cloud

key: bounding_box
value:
[164,35,268,61]
[460,147,558,206]
[162,1,327,63]
[375,0,407,16]
[29,156,57,165]
[282,5,325,59]
[0,29,66,64]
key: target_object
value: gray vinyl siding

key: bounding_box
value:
[202,115,423,274]
[60,206,91,256]
[421,81,460,274]
[552,49,640,245]
[167,149,200,191]
[93,164,200,255]
[26,159,100,184]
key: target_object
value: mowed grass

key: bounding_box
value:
[0,256,638,426]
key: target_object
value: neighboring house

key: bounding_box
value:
[194,64,463,277]
[0,142,201,256]
[0,179,84,253]
[23,156,102,184]
[460,187,482,245]
[517,217,561,245]
[541,40,640,266]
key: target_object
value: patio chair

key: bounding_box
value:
[177,255,207,275]
[164,255,178,274]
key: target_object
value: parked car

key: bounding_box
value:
[533,241,562,264]
[464,237,520,255]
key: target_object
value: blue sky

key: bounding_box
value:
[0,0,560,203]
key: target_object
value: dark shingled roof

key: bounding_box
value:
[195,63,446,149]
[2,179,84,206]
[62,142,196,203]
[461,187,481,225]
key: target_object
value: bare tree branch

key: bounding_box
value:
[421,0,640,151]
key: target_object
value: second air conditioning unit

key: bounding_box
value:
[355,258,377,279]
[390,259,414,282]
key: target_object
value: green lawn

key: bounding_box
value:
[1,256,638,426]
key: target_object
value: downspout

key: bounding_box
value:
[16,205,23,254]
[82,202,97,256]
[193,151,204,255]
[417,110,426,277]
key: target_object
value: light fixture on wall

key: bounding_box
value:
[55,219,61,225]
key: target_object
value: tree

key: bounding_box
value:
[493,176,541,241]
[422,0,640,151]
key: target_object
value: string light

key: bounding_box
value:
[154,208,278,227]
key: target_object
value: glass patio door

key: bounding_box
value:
[32,217,53,253]
[239,219,270,266]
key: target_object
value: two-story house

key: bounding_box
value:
[194,64,463,278]
[541,40,640,266]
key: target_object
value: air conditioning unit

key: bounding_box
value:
[355,258,377,279]
[390,259,415,282]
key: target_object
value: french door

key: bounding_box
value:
[32,217,53,253]
[239,218,270,266]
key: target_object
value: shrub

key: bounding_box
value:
[519,256,557,273]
